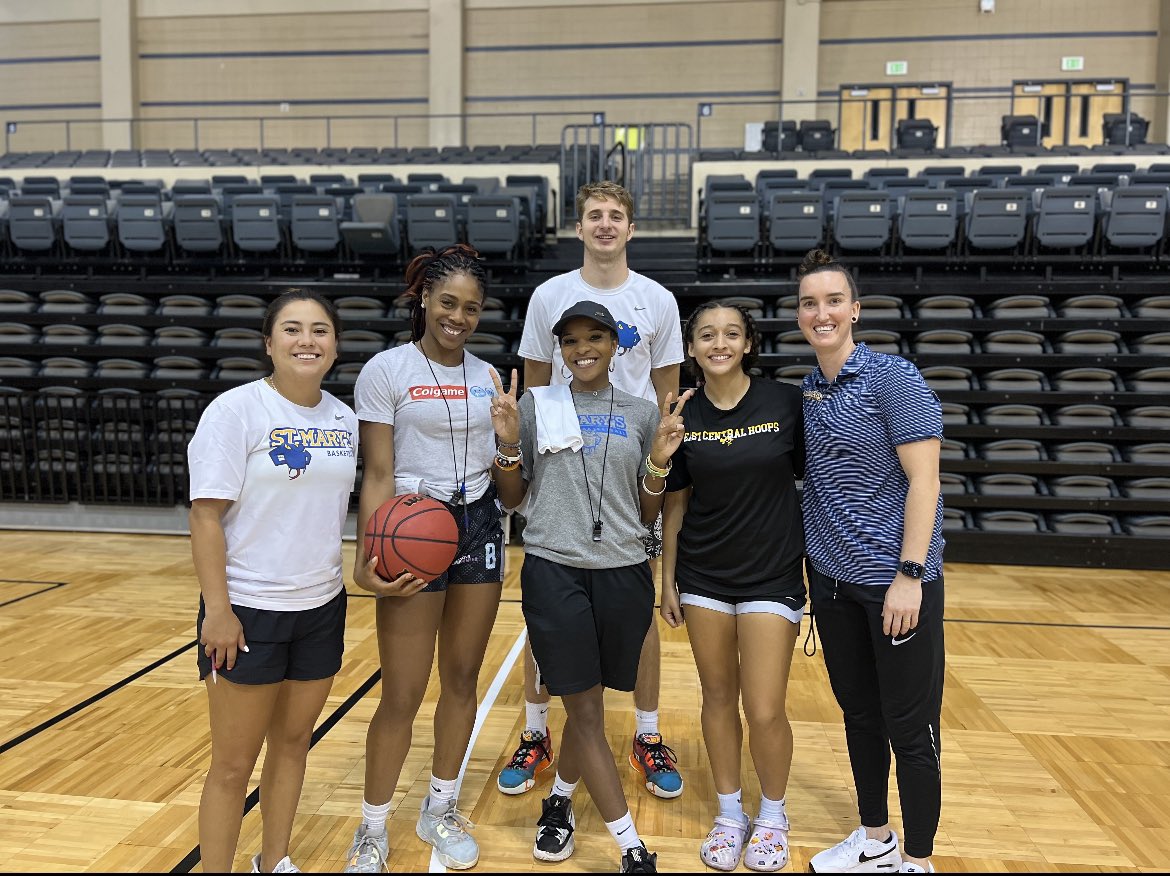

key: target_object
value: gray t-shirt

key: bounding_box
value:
[519,386,659,569]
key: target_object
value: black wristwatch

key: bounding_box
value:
[899,560,925,580]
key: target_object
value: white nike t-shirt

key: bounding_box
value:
[187,379,358,611]
[517,268,683,402]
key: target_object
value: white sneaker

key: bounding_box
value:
[343,824,390,873]
[809,827,901,873]
[249,853,301,873]
[899,862,934,873]
[415,794,480,869]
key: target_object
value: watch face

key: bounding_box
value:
[900,561,925,579]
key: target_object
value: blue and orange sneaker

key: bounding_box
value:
[497,727,554,795]
[629,732,684,798]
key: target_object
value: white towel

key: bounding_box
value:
[529,385,583,454]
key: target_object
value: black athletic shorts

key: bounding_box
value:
[421,484,505,593]
[520,554,654,696]
[196,588,346,685]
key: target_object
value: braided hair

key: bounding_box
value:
[682,299,762,383]
[402,244,487,341]
[797,248,860,300]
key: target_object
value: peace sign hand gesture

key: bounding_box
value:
[489,368,520,445]
[649,389,694,470]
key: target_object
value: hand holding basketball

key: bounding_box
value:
[362,494,460,594]
[650,389,693,468]
[354,553,427,597]
[489,368,520,445]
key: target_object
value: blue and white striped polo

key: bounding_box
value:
[801,342,945,585]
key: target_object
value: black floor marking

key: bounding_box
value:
[0,579,67,609]
[0,640,199,755]
[170,668,383,874]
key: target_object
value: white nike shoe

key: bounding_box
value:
[809,827,901,873]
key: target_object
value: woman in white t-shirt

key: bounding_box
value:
[342,245,507,873]
[188,289,358,874]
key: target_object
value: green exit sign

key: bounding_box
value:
[1062,56,1085,72]
[886,60,908,76]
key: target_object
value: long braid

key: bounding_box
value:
[402,244,488,341]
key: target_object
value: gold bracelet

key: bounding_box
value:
[645,454,672,479]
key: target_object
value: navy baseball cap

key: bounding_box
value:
[552,300,619,337]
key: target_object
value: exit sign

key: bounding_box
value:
[886,60,908,76]
[1062,56,1084,72]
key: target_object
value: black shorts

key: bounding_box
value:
[196,588,346,685]
[520,554,654,696]
[420,485,505,593]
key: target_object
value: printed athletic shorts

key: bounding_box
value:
[421,484,505,593]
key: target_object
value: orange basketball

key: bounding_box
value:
[364,493,460,583]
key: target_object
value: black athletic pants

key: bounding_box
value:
[808,563,944,860]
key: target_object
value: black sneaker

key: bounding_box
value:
[619,843,658,873]
[532,793,575,862]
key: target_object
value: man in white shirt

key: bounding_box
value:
[500,181,687,808]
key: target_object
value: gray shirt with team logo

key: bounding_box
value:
[519,386,659,569]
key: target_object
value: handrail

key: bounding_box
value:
[605,140,627,186]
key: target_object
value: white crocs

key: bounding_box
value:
[700,813,750,871]
[744,815,790,872]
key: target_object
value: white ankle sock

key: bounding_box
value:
[525,700,550,735]
[634,708,659,737]
[361,798,392,836]
[427,774,458,810]
[758,794,787,824]
[551,772,578,799]
[717,789,745,821]
[605,810,642,852]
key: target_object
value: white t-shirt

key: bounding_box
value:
[354,343,498,503]
[517,268,684,402]
[187,379,358,611]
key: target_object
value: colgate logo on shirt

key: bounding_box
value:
[409,385,466,400]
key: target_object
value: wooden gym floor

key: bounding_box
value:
[1,531,1169,873]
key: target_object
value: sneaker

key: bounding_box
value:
[809,827,901,873]
[619,843,659,873]
[343,825,390,873]
[899,862,934,873]
[497,727,554,795]
[532,793,575,862]
[743,815,789,872]
[415,795,479,870]
[629,733,683,798]
[699,813,749,870]
[249,853,301,873]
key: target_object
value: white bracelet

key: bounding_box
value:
[640,475,667,496]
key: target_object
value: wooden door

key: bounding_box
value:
[894,84,951,148]
[839,86,894,152]
[1069,81,1125,146]
[1012,82,1068,147]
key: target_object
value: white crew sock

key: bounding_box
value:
[634,708,659,737]
[758,794,787,824]
[427,774,458,811]
[551,772,578,799]
[717,789,745,821]
[361,798,392,836]
[604,810,643,852]
[526,700,550,736]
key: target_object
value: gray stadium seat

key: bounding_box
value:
[158,294,212,316]
[767,193,823,253]
[914,294,978,319]
[1048,513,1118,535]
[857,294,905,319]
[983,330,1046,354]
[1122,477,1170,499]
[1125,406,1170,429]
[0,289,36,313]
[116,194,168,253]
[340,193,401,257]
[1101,185,1168,249]
[853,329,901,353]
[1051,441,1119,463]
[1055,329,1123,354]
[61,194,111,250]
[211,327,263,349]
[41,324,94,345]
[898,189,957,250]
[98,292,152,315]
[987,294,1053,318]
[1127,443,1170,464]
[1127,367,1170,392]
[406,194,459,252]
[705,191,760,254]
[981,404,1046,426]
[39,290,94,313]
[97,324,151,346]
[977,473,1042,495]
[231,195,283,253]
[912,329,974,354]
[290,195,341,253]
[1054,367,1123,392]
[338,329,387,353]
[8,195,58,251]
[155,326,210,347]
[1053,404,1119,426]
[1133,295,1170,318]
[1048,475,1117,498]
[920,365,974,390]
[214,294,266,318]
[965,189,1028,250]
[466,195,521,257]
[982,368,1047,391]
[1132,331,1170,354]
[977,511,1043,533]
[172,195,224,253]
[1058,294,1124,317]
[980,439,1046,461]
[1123,516,1170,538]
[1034,186,1097,248]
[833,191,892,251]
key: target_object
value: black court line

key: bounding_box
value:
[170,668,384,874]
[0,579,67,609]
[0,640,199,756]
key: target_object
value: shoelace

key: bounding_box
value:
[349,836,387,871]
[638,737,678,773]
[508,734,549,768]
[537,798,572,830]
[439,806,475,834]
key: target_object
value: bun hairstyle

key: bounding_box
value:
[797,248,860,301]
[683,299,762,383]
[402,244,487,341]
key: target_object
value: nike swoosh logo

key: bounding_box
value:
[634,306,647,311]
[334,415,345,420]
[617,826,630,835]
[858,848,894,863]
[891,632,917,646]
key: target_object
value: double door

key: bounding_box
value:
[838,82,951,152]
[1011,79,1127,147]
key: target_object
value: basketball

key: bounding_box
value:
[364,493,461,583]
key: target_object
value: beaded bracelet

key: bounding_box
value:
[640,475,667,496]
[645,454,672,479]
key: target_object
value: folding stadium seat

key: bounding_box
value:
[214,294,267,319]
[979,436,1046,461]
[987,294,1053,318]
[1128,171,1170,186]
[211,327,262,349]
[938,472,971,496]
[1057,293,1125,317]
[310,173,351,189]
[231,195,283,253]
[881,178,933,198]
[798,120,836,152]
[261,174,301,190]
[853,329,902,353]
[1053,404,1119,426]
[978,164,1024,184]
[1125,406,1170,429]
[407,173,448,192]
[213,357,267,382]
[151,355,207,380]
[338,329,387,353]
[466,195,521,258]
[462,176,501,195]
[1100,185,1168,250]
[766,193,823,253]
[820,179,867,221]
[1048,513,1118,535]
[172,179,213,196]
[982,368,1047,391]
[155,326,210,347]
[1033,187,1097,249]
[942,508,973,532]
[505,175,550,232]
[60,192,112,252]
[0,357,36,378]
[919,365,975,390]
[97,324,151,346]
[116,194,169,254]
[356,173,399,192]
[898,189,958,250]
[335,296,386,321]
[705,190,760,255]
[1092,161,1137,175]
[95,358,150,380]
[172,195,224,254]
[914,294,978,319]
[773,364,813,387]
[39,289,94,313]
[97,292,152,316]
[1054,367,1122,392]
[1055,329,1123,354]
[977,473,1043,495]
[833,191,892,251]
[406,194,459,252]
[1123,515,1170,538]
[939,438,970,460]
[940,402,973,425]
[158,294,212,317]
[41,324,93,345]
[1128,367,1170,392]
[0,289,36,314]
[1055,441,1122,463]
[981,404,1046,426]
[863,167,909,183]
[1127,443,1170,464]
[466,333,508,356]
[918,166,966,183]
[391,330,414,348]
[1121,477,1170,499]
[774,296,798,319]
[290,195,341,253]
[0,321,37,349]
[1133,295,1170,318]
[7,195,59,252]
[480,297,508,321]
[340,193,402,258]
[775,330,809,355]
[329,362,364,385]
[273,184,317,221]
[39,356,92,379]
[857,294,905,319]
[964,189,1028,250]
[1048,475,1117,498]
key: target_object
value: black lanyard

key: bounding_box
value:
[571,385,615,542]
